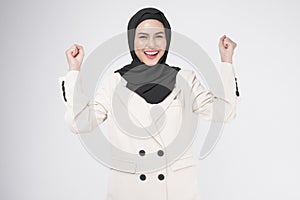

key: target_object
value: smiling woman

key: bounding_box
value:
[59,6,240,200]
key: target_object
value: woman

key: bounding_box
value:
[59,7,239,200]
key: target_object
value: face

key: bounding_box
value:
[134,19,167,66]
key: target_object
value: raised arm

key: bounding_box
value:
[190,62,240,122]
[58,70,114,134]
[59,44,113,134]
[191,35,240,122]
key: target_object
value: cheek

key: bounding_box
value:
[133,39,144,60]
[134,38,147,50]
[155,39,167,50]
[158,50,165,59]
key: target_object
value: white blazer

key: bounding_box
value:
[58,62,240,200]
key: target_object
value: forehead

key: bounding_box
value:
[136,19,165,33]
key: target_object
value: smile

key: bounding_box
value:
[144,50,159,59]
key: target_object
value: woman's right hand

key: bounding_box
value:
[65,44,85,71]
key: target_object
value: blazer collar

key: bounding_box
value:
[116,76,181,147]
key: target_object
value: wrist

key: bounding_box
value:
[221,57,232,64]
[69,66,81,71]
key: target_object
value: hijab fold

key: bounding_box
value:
[114,7,181,104]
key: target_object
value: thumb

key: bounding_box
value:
[219,35,226,48]
[66,50,75,61]
[77,46,84,61]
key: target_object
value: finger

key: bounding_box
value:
[219,35,226,43]
[219,35,226,47]
[224,41,230,48]
[71,45,79,56]
[71,49,78,57]
[224,38,230,45]
[66,50,75,60]
[224,38,233,45]
[71,44,78,51]
[75,44,85,52]
[73,44,79,50]
[220,34,226,40]
[66,47,78,58]
[76,44,83,48]
[75,44,84,53]
[77,52,84,62]
[225,37,237,46]
[78,47,84,56]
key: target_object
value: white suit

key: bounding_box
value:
[58,62,240,200]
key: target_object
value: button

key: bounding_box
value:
[139,150,146,156]
[236,90,240,97]
[157,150,164,157]
[158,174,164,181]
[140,174,146,181]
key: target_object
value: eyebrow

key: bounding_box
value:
[137,31,164,35]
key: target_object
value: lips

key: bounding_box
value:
[144,50,159,59]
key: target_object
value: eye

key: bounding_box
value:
[139,36,147,39]
[156,35,164,38]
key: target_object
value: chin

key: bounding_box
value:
[144,61,158,66]
[142,55,163,66]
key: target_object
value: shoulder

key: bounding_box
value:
[95,72,121,94]
[176,69,197,85]
[177,69,196,77]
[101,72,121,85]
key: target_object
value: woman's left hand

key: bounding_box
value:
[218,35,237,64]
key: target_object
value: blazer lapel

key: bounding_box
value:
[116,77,181,147]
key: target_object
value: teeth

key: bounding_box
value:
[145,51,159,55]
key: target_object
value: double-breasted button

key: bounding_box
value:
[140,174,146,181]
[158,174,165,181]
[138,150,146,181]
[139,149,146,156]
[157,150,164,157]
[62,81,67,102]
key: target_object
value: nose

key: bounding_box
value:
[146,36,156,49]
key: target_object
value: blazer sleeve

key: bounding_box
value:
[190,62,240,122]
[58,70,112,134]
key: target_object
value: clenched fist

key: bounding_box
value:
[65,44,85,71]
[218,35,237,64]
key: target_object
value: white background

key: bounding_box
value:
[0,0,299,199]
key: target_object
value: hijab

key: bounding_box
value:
[114,7,181,104]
